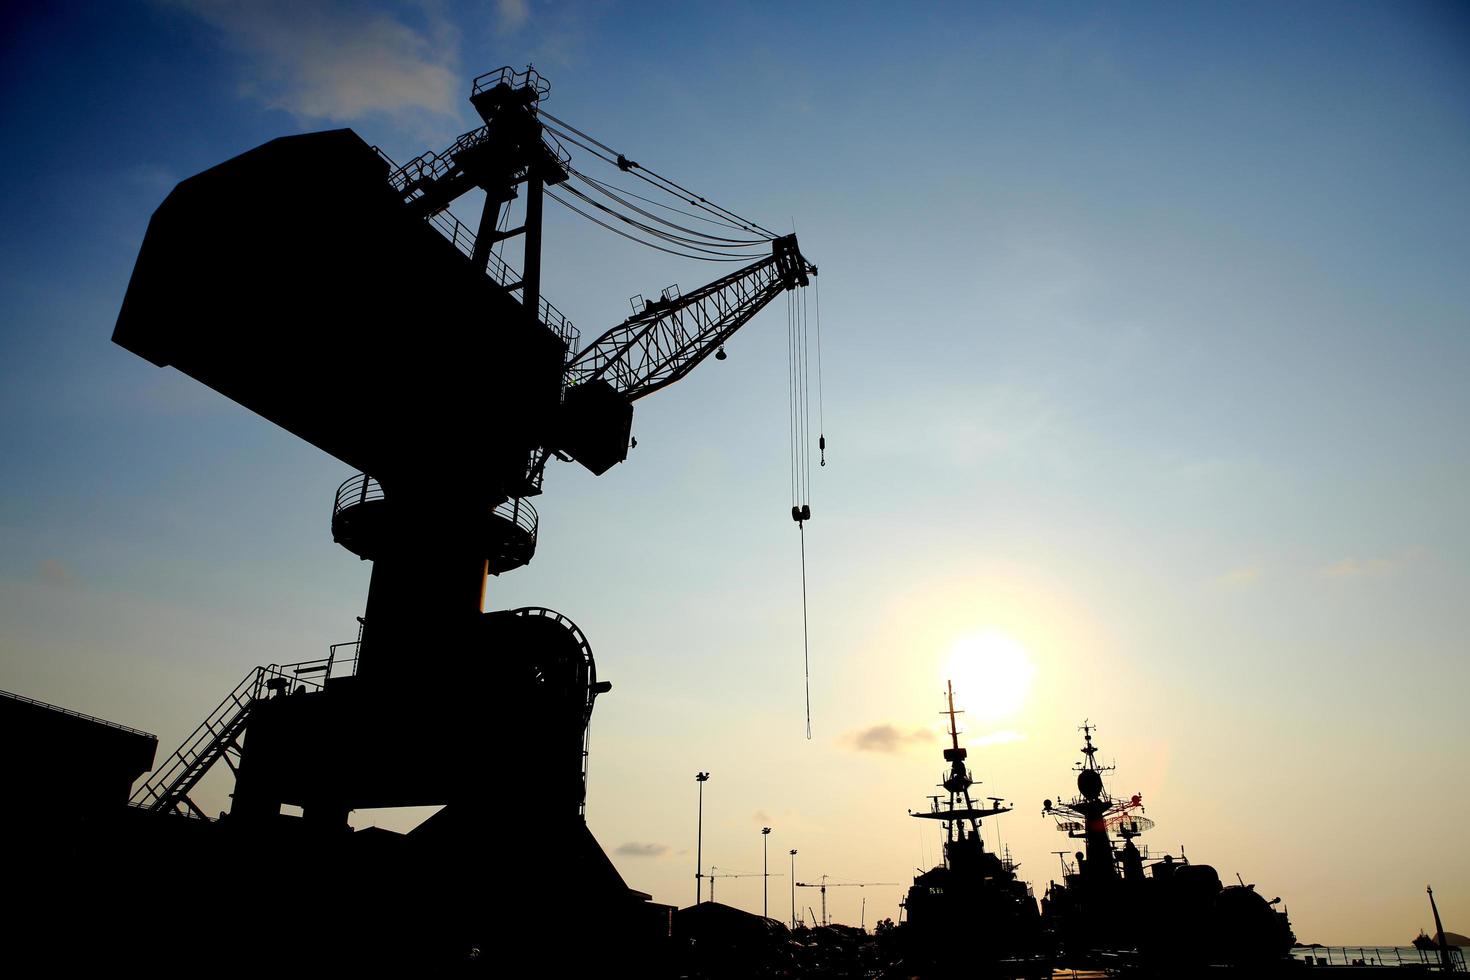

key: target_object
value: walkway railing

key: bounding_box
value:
[423,208,579,356]
[333,473,383,520]
[1293,945,1466,970]
[495,496,537,540]
[472,65,550,101]
[0,688,154,739]
[334,474,537,539]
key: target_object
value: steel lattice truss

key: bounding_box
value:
[567,235,812,401]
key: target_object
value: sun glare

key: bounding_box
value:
[942,630,1036,723]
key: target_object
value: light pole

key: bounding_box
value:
[789,849,798,928]
[695,772,709,904]
[762,826,772,918]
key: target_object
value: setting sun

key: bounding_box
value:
[942,630,1037,723]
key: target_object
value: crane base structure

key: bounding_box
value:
[7,66,814,970]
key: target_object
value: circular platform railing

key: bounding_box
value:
[488,496,538,573]
[493,495,537,538]
[333,473,384,519]
[332,473,538,571]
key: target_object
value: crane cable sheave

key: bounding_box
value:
[551,235,813,476]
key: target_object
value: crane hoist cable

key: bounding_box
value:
[537,109,780,238]
[539,104,827,738]
[815,276,826,467]
[556,182,767,255]
[542,117,773,238]
[565,181,767,248]
[549,149,770,255]
[545,189,760,262]
[548,187,764,259]
[788,282,818,740]
[571,168,762,235]
[567,168,769,245]
[801,285,815,499]
[800,519,812,741]
[787,290,796,509]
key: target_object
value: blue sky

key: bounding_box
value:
[2,0,1468,942]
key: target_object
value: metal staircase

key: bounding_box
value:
[130,647,358,819]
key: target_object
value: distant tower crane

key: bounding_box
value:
[110,65,818,968]
[707,867,784,905]
[795,876,898,927]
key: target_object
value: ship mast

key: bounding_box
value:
[942,680,974,841]
[911,680,1011,865]
[1043,722,1150,883]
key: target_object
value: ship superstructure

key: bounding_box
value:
[1039,722,1294,971]
[1042,722,1153,887]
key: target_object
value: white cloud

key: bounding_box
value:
[172,1,461,123]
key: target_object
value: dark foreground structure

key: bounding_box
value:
[6,66,812,970]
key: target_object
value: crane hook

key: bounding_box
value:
[715,346,727,361]
[819,433,826,466]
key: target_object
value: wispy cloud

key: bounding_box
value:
[496,0,530,34]
[851,383,1065,472]
[849,724,936,753]
[171,1,461,123]
[1320,552,1416,580]
[615,841,669,857]
[1216,564,1263,588]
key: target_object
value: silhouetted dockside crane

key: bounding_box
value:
[15,65,820,971]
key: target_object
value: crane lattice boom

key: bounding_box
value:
[568,234,813,401]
